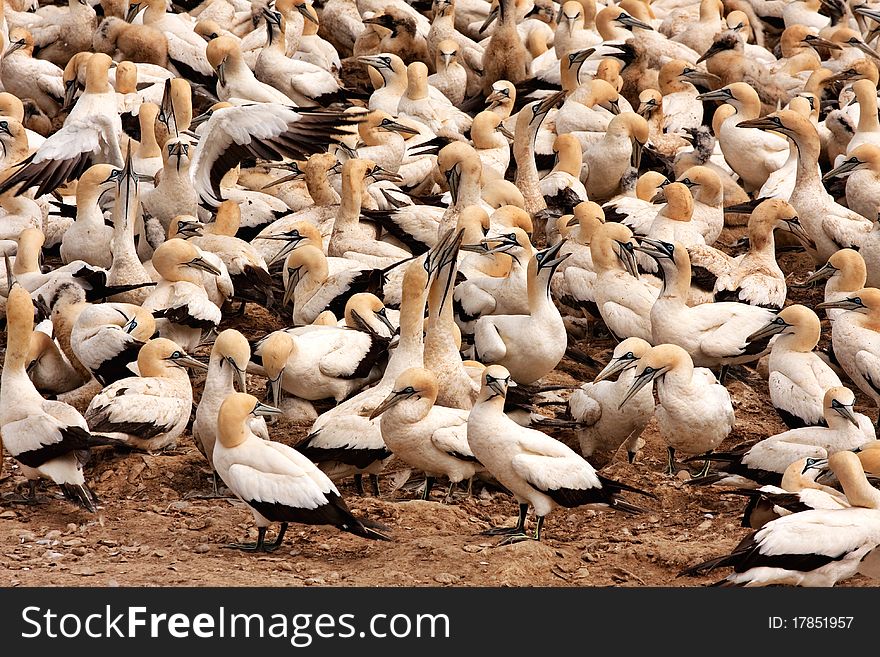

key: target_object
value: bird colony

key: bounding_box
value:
[3,0,880,589]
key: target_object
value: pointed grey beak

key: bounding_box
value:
[268,373,284,409]
[479,6,499,33]
[816,297,867,311]
[615,240,639,277]
[594,354,638,383]
[780,216,815,249]
[375,308,396,335]
[282,264,304,308]
[253,401,283,417]
[618,368,660,409]
[445,164,461,204]
[746,317,790,343]
[171,353,209,370]
[368,388,415,420]
[831,400,860,427]
[804,262,838,285]
[187,256,221,276]
[823,157,862,181]
[616,13,653,31]
[227,356,248,392]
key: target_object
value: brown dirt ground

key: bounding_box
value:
[0,228,876,588]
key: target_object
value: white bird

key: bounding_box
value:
[681,450,880,587]
[731,457,850,530]
[296,233,452,494]
[589,222,657,343]
[473,240,570,384]
[620,343,734,476]
[85,337,206,451]
[249,325,389,403]
[466,365,656,544]
[0,53,123,198]
[739,109,872,265]
[636,239,777,372]
[255,9,340,107]
[142,238,223,353]
[0,282,100,511]
[212,392,389,552]
[70,301,157,387]
[698,386,874,488]
[747,304,843,429]
[369,367,482,500]
[817,287,880,428]
[686,198,807,310]
[193,329,268,494]
[570,337,655,467]
[189,101,361,207]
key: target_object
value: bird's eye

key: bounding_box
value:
[171,351,182,358]
[624,352,635,360]
[0,121,7,130]
[402,386,415,394]
[643,366,655,374]
[853,297,863,304]
[774,317,786,325]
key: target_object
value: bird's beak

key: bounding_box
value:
[486,88,509,105]
[265,234,306,266]
[608,98,621,115]
[216,59,227,87]
[479,6,499,33]
[823,157,862,181]
[737,117,781,131]
[696,40,727,64]
[268,373,284,408]
[297,3,318,24]
[780,216,815,249]
[282,267,302,308]
[630,138,644,168]
[803,35,843,52]
[803,262,837,284]
[497,123,515,140]
[637,99,658,117]
[746,318,789,343]
[125,2,141,23]
[537,239,570,271]
[535,90,566,117]
[253,401,283,417]
[63,79,78,110]
[227,357,248,392]
[176,221,203,238]
[383,119,420,136]
[173,354,209,370]
[618,368,659,409]
[618,240,639,277]
[833,401,861,427]
[851,37,880,60]
[594,355,637,383]
[375,308,396,335]
[695,88,732,102]
[633,237,670,259]
[369,166,404,183]
[4,40,25,56]
[816,298,865,310]
[487,376,513,398]
[445,164,461,204]
[681,68,722,87]
[616,13,653,31]
[369,389,414,420]
[187,256,221,276]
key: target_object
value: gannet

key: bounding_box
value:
[570,337,655,467]
[467,365,655,544]
[213,392,389,552]
[85,337,206,451]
